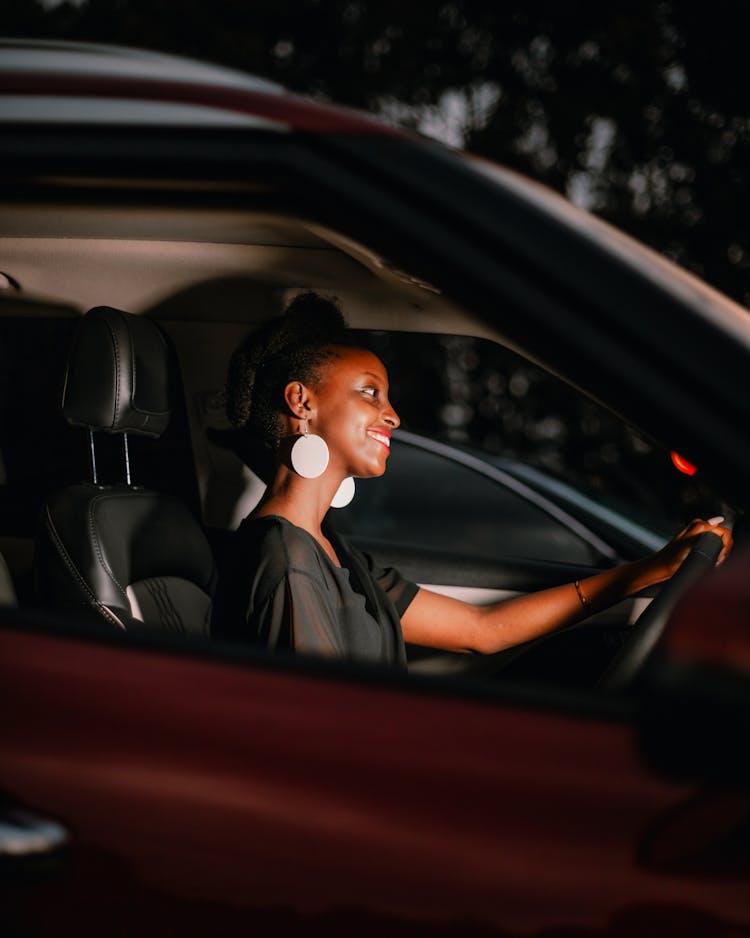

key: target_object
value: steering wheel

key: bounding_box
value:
[598,530,724,693]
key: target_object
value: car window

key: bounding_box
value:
[334,439,600,565]
[356,330,726,538]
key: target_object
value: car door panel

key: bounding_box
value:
[348,535,649,626]
[343,536,605,590]
[2,623,747,936]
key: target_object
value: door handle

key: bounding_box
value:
[0,808,69,858]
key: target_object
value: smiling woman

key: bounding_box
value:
[213,292,414,663]
[211,291,733,667]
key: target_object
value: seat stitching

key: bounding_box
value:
[85,490,208,595]
[144,577,185,633]
[87,498,129,602]
[147,578,176,632]
[57,488,205,615]
[102,315,121,427]
[44,506,126,630]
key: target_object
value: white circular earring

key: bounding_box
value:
[290,419,329,479]
[330,476,355,508]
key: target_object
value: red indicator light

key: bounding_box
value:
[671,451,697,476]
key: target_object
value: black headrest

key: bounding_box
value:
[62,306,175,437]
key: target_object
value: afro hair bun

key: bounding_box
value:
[225,292,352,444]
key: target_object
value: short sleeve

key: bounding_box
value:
[358,551,419,618]
[256,569,345,658]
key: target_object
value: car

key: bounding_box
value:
[1,38,749,937]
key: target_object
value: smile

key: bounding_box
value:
[367,429,391,449]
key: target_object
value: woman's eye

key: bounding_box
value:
[361,387,378,398]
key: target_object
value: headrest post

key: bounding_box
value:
[123,433,131,486]
[88,430,98,484]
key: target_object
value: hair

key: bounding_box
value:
[226,292,353,450]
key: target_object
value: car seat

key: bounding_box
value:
[35,306,215,633]
[0,554,16,606]
[0,447,17,605]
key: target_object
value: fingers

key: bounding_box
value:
[715,524,734,565]
[701,516,733,565]
[674,517,734,566]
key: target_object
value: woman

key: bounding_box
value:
[213,292,733,668]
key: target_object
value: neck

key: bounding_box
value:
[253,465,341,538]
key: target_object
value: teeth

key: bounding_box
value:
[368,431,390,447]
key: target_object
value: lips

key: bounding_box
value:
[367,429,391,449]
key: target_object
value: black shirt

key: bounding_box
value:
[212,515,419,670]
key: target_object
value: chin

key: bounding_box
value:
[359,462,388,478]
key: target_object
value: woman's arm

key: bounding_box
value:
[400,518,733,655]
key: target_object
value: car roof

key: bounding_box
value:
[0,38,405,134]
[0,38,283,89]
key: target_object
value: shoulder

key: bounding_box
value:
[213,515,328,640]
[236,515,324,582]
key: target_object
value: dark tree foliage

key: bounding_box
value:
[6,1,742,523]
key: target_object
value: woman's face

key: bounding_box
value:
[312,347,400,479]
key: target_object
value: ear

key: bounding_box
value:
[283,380,316,420]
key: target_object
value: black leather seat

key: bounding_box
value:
[0,416,17,606]
[35,306,215,634]
[0,553,17,606]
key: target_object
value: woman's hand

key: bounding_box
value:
[645,516,734,586]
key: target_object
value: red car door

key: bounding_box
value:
[2,620,748,936]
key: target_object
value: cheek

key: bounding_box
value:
[323,400,367,431]
[319,408,374,456]
[317,407,355,446]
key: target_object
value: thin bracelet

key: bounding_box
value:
[574,579,590,608]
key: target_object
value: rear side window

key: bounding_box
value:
[334,440,600,565]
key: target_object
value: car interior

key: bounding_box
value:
[0,190,737,691]
[34,304,216,634]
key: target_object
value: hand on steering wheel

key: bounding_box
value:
[599,517,733,693]
[649,517,733,583]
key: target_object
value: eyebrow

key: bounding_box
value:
[356,372,389,391]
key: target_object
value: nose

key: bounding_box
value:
[383,403,400,429]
